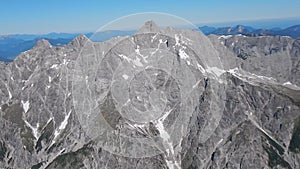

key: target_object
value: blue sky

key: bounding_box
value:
[0,0,300,35]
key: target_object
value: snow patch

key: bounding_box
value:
[133,57,143,67]
[178,49,191,65]
[21,100,30,113]
[255,75,276,81]
[119,54,131,63]
[218,35,232,39]
[283,81,300,90]
[51,110,72,146]
[24,120,39,141]
[216,138,224,146]
[228,67,239,74]
[283,81,292,85]
[122,74,129,80]
[155,109,181,169]
[206,67,225,77]
[46,117,53,125]
[178,49,189,60]
[135,45,144,58]
[50,64,59,69]
[62,59,69,65]
[58,111,71,131]
[6,84,12,99]
[119,53,143,67]
[151,34,158,41]
[196,63,206,74]
[175,34,180,46]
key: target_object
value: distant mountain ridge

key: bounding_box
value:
[0,30,134,62]
[0,37,78,62]
[200,25,300,38]
[1,25,300,62]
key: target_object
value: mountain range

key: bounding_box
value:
[0,30,134,62]
[0,21,300,169]
[0,25,299,62]
[199,25,300,38]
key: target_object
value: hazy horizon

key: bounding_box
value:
[1,0,300,35]
[0,17,299,36]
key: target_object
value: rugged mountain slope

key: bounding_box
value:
[211,35,300,85]
[0,22,300,169]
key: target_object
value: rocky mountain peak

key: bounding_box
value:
[33,39,51,49]
[68,34,89,48]
[136,20,160,33]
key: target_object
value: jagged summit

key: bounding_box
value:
[68,34,90,48]
[136,20,160,34]
[33,39,51,49]
[74,34,89,42]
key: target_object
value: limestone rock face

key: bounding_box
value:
[209,35,300,86]
[0,23,300,169]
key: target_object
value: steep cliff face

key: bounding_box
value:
[0,22,300,169]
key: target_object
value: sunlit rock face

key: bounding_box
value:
[0,22,300,169]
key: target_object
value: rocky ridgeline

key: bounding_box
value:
[0,22,300,169]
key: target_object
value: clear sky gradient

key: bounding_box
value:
[1,0,300,35]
